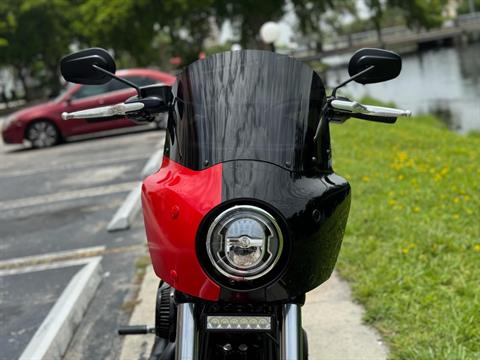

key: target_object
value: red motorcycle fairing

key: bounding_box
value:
[142,157,222,301]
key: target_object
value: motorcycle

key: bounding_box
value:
[60,47,411,360]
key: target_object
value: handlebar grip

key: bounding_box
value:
[351,112,397,124]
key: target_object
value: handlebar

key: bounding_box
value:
[61,102,145,120]
[61,98,411,129]
[330,99,411,118]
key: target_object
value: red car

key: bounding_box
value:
[1,68,176,148]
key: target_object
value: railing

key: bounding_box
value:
[327,12,480,47]
[458,12,480,22]
[290,12,480,60]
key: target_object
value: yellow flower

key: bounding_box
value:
[362,176,370,182]
[474,244,480,253]
[397,151,408,161]
[388,199,397,206]
[401,243,416,254]
[413,206,421,213]
[397,174,405,181]
[453,197,460,204]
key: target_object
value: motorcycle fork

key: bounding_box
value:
[175,303,197,360]
[280,304,303,359]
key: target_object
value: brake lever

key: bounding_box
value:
[331,99,412,117]
[62,102,145,120]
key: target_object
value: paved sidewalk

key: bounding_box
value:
[120,268,388,359]
[303,271,388,360]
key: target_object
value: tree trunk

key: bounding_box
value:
[45,61,62,98]
[374,19,385,48]
[14,65,31,101]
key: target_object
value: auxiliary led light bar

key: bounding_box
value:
[206,315,272,331]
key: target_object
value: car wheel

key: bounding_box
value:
[26,120,60,148]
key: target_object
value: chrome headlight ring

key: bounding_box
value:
[206,205,283,281]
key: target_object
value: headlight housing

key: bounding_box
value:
[206,205,283,281]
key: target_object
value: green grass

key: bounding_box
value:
[331,109,480,359]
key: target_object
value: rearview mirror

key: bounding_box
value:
[348,48,401,84]
[60,48,116,85]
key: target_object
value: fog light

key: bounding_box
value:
[206,316,271,330]
[206,205,283,281]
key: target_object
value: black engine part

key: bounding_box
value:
[155,282,176,341]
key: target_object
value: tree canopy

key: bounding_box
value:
[0,0,454,100]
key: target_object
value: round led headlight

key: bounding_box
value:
[206,205,283,281]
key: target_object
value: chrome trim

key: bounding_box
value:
[206,205,283,281]
[175,303,197,360]
[281,304,302,360]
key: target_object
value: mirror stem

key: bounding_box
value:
[331,65,375,98]
[92,65,141,96]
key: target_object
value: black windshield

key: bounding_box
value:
[166,50,326,172]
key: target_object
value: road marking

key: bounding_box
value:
[0,181,137,211]
[107,145,164,232]
[0,244,145,271]
[18,256,103,360]
[0,256,99,277]
[0,245,105,271]
[0,153,149,179]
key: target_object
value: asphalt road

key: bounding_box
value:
[0,128,164,360]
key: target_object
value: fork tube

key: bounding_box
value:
[175,303,197,360]
[280,303,302,360]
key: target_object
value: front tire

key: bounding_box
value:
[26,120,60,148]
[303,328,309,360]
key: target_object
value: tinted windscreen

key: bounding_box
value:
[168,50,326,171]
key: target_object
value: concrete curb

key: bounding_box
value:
[19,257,103,360]
[107,148,163,232]
[107,182,143,232]
[119,266,158,360]
[141,149,164,179]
